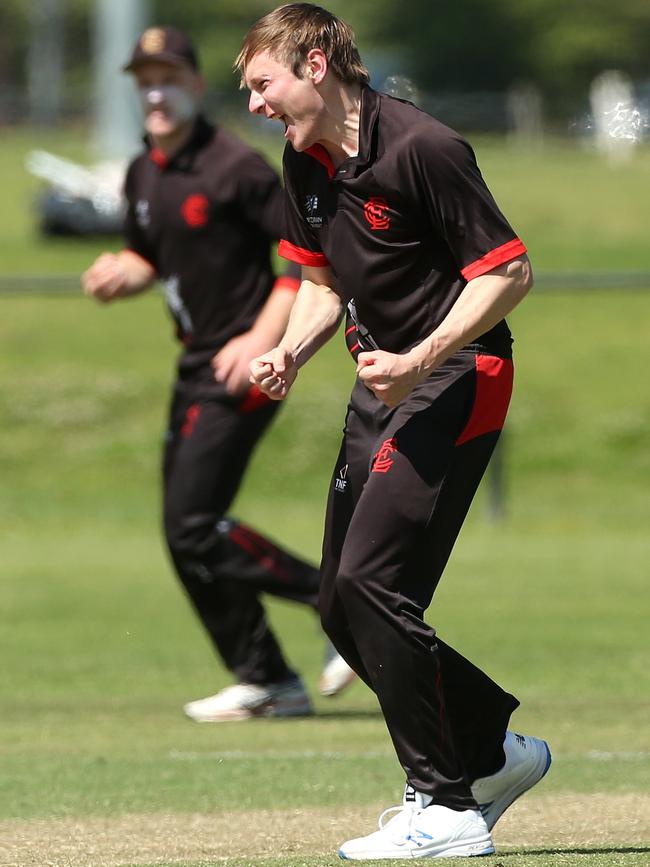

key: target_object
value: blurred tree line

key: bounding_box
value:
[1,0,649,122]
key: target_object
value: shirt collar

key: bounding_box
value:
[330,85,381,180]
[145,114,214,171]
[304,86,381,181]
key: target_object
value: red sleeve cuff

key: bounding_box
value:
[279,238,329,267]
[461,238,527,282]
[273,275,301,293]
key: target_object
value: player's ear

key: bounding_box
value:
[305,49,328,85]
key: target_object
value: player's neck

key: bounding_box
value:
[150,119,196,159]
[318,81,362,167]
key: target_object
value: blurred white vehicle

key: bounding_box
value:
[25,149,127,235]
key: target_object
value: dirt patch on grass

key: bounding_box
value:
[1,794,648,866]
[493,793,649,848]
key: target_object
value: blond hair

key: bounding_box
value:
[235,3,369,86]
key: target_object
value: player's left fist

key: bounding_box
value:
[356,350,422,408]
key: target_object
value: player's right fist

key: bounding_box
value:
[250,347,297,400]
[81,253,127,303]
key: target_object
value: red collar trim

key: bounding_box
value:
[305,144,335,179]
[149,148,168,169]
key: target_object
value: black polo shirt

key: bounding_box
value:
[279,87,526,358]
[124,115,295,371]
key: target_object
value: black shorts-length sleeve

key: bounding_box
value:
[233,151,286,242]
[408,130,526,281]
[278,148,329,268]
[123,162,158,271]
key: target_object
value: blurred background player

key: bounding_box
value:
[81,25,355,722]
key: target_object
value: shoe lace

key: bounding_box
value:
[378,805,403,829]
[377,804,416,842]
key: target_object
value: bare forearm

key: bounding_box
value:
[412,256,533,373]
[250,287,296,347]
[115,250,157,296]
[249,266,343,402]
[279,279,343,368]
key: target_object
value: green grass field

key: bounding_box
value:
[0,125,649,866]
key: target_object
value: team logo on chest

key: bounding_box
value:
[305,194,322,228]
[136,199,150,227]
[181,193,209,228]
[363,196,391,230]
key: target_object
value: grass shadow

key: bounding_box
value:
[315,708,382,720]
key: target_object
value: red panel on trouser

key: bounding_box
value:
[455,355,513,446]
[239,384,272,414]
[180,403,201,438]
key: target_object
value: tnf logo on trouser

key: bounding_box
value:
[334,464,348,492]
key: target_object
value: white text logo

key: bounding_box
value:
[334,464,348,492]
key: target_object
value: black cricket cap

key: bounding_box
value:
[123,26,200,73]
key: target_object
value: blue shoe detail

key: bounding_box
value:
[407,829,435,846]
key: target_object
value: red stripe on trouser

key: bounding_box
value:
[180,403,201,438]
[455,355,513,446]
[228,525,291,582]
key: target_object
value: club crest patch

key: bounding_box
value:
[181,194,209,228]
[372,437,398,473]
[140,28,166,55]
[364,197,390,230]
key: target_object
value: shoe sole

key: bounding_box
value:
[185,707,256,722]
[184,697,313,723]
[338,836,494,859]
[319,668,358,698]
[253,697,314,719]
[481,738,552,830]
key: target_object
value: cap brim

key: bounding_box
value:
[123,53,195,72]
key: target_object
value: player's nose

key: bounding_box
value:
[248,91,265,115]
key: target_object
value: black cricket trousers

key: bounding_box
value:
[163,367,320,685]
[320,347,520,810]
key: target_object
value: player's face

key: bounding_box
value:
[133,61,202,139]
[245,51,323,152]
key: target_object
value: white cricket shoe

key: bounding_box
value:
[183,676,313,722]
[338,788,494,860]
[319,643,358,697]
[471,731,552,830]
